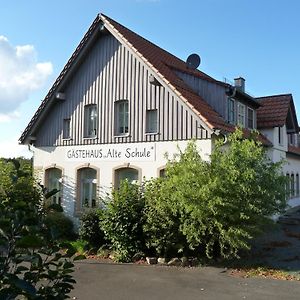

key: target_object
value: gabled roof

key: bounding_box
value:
[256,94,299,131]
[19,13,271,146]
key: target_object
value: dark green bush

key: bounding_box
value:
[47,203,64,212]
[79,209,106,248]
[45,212,75,240]
[100,181,146,262]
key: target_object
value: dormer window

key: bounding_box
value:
[247,108,254,129]
[237,103,245,127]
[227,98,235,124]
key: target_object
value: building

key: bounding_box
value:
[20,14,300,222]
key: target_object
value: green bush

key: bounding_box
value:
[79,209,106,248]
[144,129,287,260]
[47,203,64,212]
[0,158,77,299]
[100,181,146,262]
[45,212,75,240]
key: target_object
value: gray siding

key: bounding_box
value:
[35,34,209,147]
[175,71,227,119]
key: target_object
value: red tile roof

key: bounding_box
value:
[256,94,292,129]
[19,13,271,146]
[288,145,300,156]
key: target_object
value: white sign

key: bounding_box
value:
[65,143,156,162]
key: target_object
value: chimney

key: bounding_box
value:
[234,77,245,93]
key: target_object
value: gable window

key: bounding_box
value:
[278,126,283,145]
[227,98,235,124]
[63,118,71,139]
[247,108,254,129]
[84,104,97,138]
[45,168,62,205]
[115,100,129,136]
[146,109,158,133]
[237,103,245,127]
[114,167,139,188]
[78,168,97,208]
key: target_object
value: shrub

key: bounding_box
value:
[47,203,64,212]
[100,181,146,262]
[79,209,106,248]
[144,129,287,260]
[45,212,75,240]
[0,158,77,299]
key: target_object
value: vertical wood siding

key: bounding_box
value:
[35,34,210,147]
[175,71,227,119]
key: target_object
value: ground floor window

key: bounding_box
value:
[114,167,139,188]
[78,168,97,208]
[45,167,62,205]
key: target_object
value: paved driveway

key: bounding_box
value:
[70,260,300,300]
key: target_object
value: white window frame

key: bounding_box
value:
[146,109,158,134]
[227,98,235,124]
[237,102,245,127]
[114,167,139,188]
[63,118,71,139]
[84,104,98,138]
[278,126,283,145]
[45,168,63,205]
[79,168,97,208]
[115,100,129,136]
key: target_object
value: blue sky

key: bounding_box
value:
[0,0,299,157]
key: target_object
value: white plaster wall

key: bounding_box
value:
[33,140,212,220]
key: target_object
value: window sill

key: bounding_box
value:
[62,138,73,141]
[83,137,98,140]
[114,134,131,138]
[145,132,160,136]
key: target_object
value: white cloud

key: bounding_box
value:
[0,36,53,115]
[0,111,20,123]
[0,136,32,159]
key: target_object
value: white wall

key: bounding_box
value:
[33,139,212,221]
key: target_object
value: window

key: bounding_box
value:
[237,103,245,127]
[115,167,138,188]
[146,109,158,133]
[291,173,295,197]
[84,105,97,138]
[286,173,290,197]
[289,134,294,145]
[159,168,166,178]
[63,118,71,139]
[278,126,283,145]
[296,174,299,196]
[227,98,235,124]
[45,168,62,205]
[247,108,254,129]
[78,168,97,208]
[115,100,129,135]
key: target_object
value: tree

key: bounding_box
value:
[144,128,287,259]
[0,158,78,299]
[100,180,146,262]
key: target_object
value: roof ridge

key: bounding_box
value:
[100,13,218,84]
[256,93,292,100]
